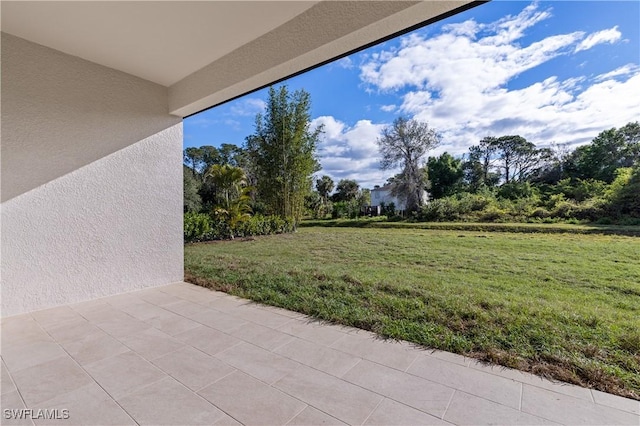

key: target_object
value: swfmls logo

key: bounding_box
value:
[4,409,70,420]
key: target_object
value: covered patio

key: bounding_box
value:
[2,282,638,425]
[2,2,639,424]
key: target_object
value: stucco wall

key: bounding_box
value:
[1,34,184,317]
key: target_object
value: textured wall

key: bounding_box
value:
[1,34,184,317]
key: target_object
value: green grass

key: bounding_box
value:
[185,227,640,399]
[301,218,640,236]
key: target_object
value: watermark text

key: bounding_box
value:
[4,409,69,420]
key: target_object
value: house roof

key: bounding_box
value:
[1,1,478,117]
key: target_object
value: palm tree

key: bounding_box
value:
[205,164,247,210]
[205,164,253,237]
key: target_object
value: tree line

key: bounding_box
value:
[416,122,639,224]
[184,85,639,241]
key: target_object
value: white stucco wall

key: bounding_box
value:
[1,34,184,317]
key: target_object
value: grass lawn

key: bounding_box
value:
[185,227,640,400]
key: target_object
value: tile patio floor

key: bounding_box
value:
[1,282,639,425]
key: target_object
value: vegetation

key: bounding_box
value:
[184,212,294,242]
[299,218,640,237]
[246,86,322,227]
[185,84,638,231]
[182,85,321,239]
[426,152,464,199]
[185,227,640,400]
[377,117,440,214]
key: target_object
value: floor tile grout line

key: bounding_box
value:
[201,368,338,425]
[267,372,368,425]
[213,344,305,388]
[274,355,456,422]
[403,351,420,373]
[194,368,239,393]
[441,389,456,421]
[517,384,632,426]
[269,335,298,353]
[359,396,384,426]
[1,356,30,411]
[144,374,236,425]
[341,379,455,422]
[387,359,532,417]
[32,318,141,426]
[273,318,352,347]
[467,361,600,401]
[177,330,246,364]
[339,358,363,379]
[225,337,371,385]
[519,382,523,411]
[283,403,310,426]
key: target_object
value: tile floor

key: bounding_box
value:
[1,282,639,425]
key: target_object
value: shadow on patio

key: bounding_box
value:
[2,282,638,425]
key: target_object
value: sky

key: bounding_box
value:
[184,1,640,189]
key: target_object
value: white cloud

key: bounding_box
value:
[229,98,266,116]
[357,2,639,156]
[594,63,639,82]
[380,104,396,112]
[311,116,389,188]
[336,57,354,69]
[187,117,217,128]
[575,26,622,52]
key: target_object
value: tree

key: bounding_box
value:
[200,146,222,173]
[427,152,464,199]
[492,135,545,183]
[607,166,640,217]
[218,143,244,167]
[183,165,202,212]
[377,117,440,213]
[531,142,572,185]
[333,179,360,202]
[357,188,371,210]
[246,85,322,226]
[184,147,204,177]
[316,175,334,204]
[565,122,640,183]
[464,137,499,190]
[204,164,247,210]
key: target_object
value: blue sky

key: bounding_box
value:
[185,1,640,189]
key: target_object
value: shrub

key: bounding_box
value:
[418,198,459,222]
[551,200,577,219]
[332,200,360,219]
[606,167,640,218]
[186,213,294,242]
[235,215,295,237]
[571,199,606,221]
[555,178,608,202]
[479,206,509,222]
[531,207,551,219]
[497,182,535,200]
[184,212,212,242]
[383,202,396,217]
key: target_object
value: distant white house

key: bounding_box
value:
[369,184,429,215]
[371,185,405,212]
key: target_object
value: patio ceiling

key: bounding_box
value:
[1,1,479,117]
